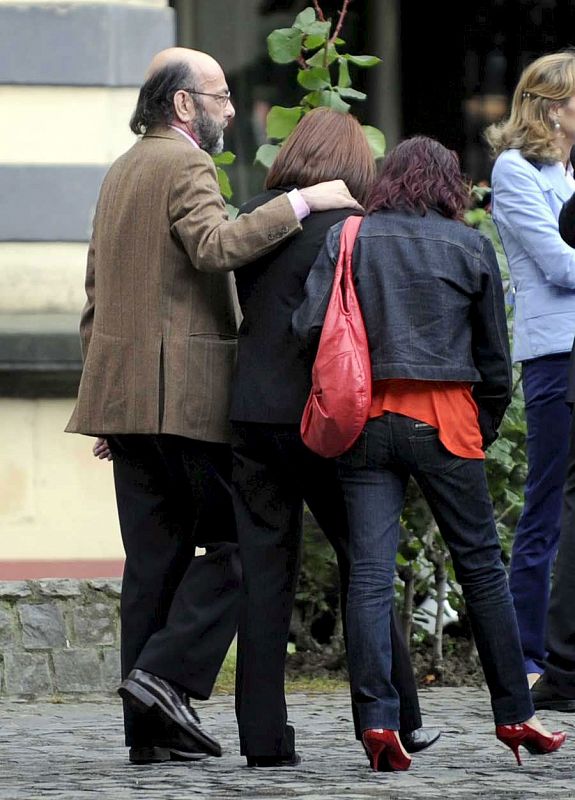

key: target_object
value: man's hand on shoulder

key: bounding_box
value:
[299,180,363,213]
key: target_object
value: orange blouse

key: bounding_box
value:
[369,379,484,460]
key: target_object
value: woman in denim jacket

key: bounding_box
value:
[294,136,565,772]
[486,51,575,688]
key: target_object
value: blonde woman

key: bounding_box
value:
[486,51,575,691]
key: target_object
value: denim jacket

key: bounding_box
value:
[491,148,575,362]
[292,209,512,444]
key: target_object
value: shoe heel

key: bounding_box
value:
[496,723,566,766]
[119,681,156,712]
[370,741,388,772]
[362,730,411,772]
[363,731,386,771]
[510,743,522,766]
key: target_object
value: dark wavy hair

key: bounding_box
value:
[130,62,198,135]
[366,136,469,220]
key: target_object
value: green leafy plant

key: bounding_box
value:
[255,2,385,169]
[212,150,235,199]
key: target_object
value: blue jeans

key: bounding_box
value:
[509,354,571,675]
[337,413,534,731]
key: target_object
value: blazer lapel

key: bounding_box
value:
[539,163,574,203]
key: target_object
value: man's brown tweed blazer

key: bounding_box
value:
[66,127,301,443]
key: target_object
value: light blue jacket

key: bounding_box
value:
[491,148,575,362]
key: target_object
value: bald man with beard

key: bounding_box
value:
[66,48,360,764]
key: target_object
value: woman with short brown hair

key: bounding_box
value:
[230,109,438,767]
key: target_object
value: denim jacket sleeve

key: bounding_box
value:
[291,224,341,348]
[492,155,575,289]
[470,236,513,448]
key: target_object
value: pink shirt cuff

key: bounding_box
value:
[287,189,310,222]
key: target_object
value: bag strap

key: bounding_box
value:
[338,215,363,310]
[339,215,363,281]
[323,214,364,312]
[340,215,363,257]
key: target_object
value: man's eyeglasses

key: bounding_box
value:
[186,89,232,108]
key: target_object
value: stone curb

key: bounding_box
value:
[0,578,121,699]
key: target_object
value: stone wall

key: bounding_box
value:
[0,579,121,699]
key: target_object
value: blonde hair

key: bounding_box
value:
[485,51,575,162]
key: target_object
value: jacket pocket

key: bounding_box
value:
[79,330,129,425]
[184,335,238,438]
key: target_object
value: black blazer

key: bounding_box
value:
[558,191,575,404]
[229,188,353,423]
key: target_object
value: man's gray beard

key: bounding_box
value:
[192,103,225,155]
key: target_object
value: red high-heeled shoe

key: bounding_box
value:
[362,729,412,772]
[496,722,566,766]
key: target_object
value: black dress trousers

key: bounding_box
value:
[232,422,422,758]
[108,434,241,747]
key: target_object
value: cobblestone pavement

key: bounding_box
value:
[2,688,575,799]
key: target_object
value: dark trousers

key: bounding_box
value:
[544,409,575,688]
[231,422,422,758]
[509,354,571,674]
[337,414,533,731]
[108,434,241,747]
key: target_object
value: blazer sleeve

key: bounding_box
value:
[559,191,575,247]
[78,235,96,361]
[292,224,341,348]
[470,236,513,448]
[169,149,301,272]
[492,156,575,289]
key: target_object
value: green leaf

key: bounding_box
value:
[267,27,303,64]
[337,87,367,101]
[338,58,351,88]
[216,166,233,199]
[302,91,322,109]
[319,89,350,113]
[297,66,331,90]
[306,43,338,67]
[362,125,386,158]
[304,34,326,50]
[254,143,281,169]
[266,105,303,140]
[306,20,331,37]
[293,7,316,30]
[212,150,236,166]
[225,203,238,219]
[344,54,381,68]
[294,8,331,37]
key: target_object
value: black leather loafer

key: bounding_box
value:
[531,675,575,712]
[129,746,171,764]
[118,669,222,757]
[128,715,210,764]
[399,727,441,753]
[246,752,301,767]
[129,745,207,764]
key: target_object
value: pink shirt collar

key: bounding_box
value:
[169,125,200,149]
